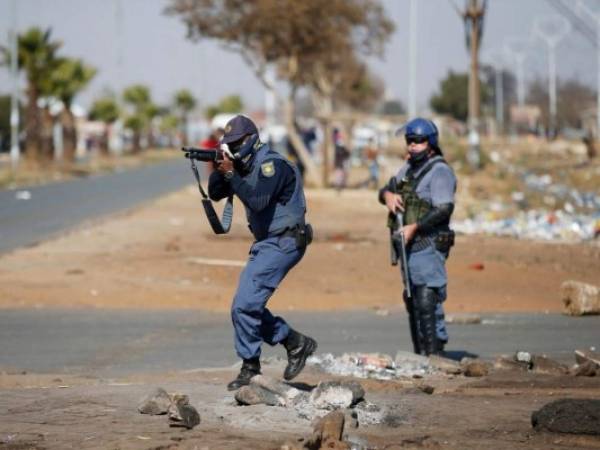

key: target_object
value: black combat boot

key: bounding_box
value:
[415,287,441,356]
[282,329,318,380]
[227,358,260,391]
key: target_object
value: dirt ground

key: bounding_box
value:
[1,364,599,449]
[0,185,598,313]
[1,179,600,449]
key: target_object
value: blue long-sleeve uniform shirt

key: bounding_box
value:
[208,159,296,212]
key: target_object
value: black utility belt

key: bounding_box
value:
[411,230,455,253]
[275,224,314,248]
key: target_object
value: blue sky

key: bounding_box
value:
[0,0,597,114]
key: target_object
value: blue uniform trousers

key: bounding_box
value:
[231,235,305,360]
[404,245,449,342]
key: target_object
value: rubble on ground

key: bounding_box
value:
[561,280,600,316]
[138,388,200,429]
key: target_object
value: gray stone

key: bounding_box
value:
[313,410,345,445]
[235,384,285,406]
[137,387,171,415]
[531,355,569,375]
[463,360,490,377]
[310,381,365,410]
[575,349,600,367]
[515,351,533,366]
[251,375,302,405]
[417,384,435,394]
[428,355,462,374]
[561,280,600,316]
[574,361,598,377]
[168,401,200,430]
[494,356,529,371]
[167,394,189,421]
[532,399,600,435]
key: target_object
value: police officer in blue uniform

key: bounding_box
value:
[208,115,318,390]
[379,118,456,356]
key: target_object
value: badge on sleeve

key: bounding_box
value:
[261,161,275,177]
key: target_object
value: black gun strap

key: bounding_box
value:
[189,159,233,234]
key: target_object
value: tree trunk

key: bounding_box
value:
[283,92,321,188]
[312,91,334,188]
[40,106,54,162]
[99,124,110,157]
[132,131,141,153]
[61,108,77,162]
[24,85,41,162]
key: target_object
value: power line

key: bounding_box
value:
[546,0,597,48]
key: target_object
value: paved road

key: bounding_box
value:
[0,160,192,254]
[0,309,597,376]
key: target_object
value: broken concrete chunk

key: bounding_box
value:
[561,280,600,316]
[494,356,529,372]
[235,384,285,406]
[310,381,365,410]
[574,361,598,377]
[515,351,533,366]
[575,349,600,367]
[168,401,200,430]
[463,360,490,377]
[167,394,189,421]
[428,355,462,374]
[343,408,359,429]
[532,399,600,435]
[137,387,172,415]
[530,355,569,375]
[313,410,346,444]
[251,375,302,404]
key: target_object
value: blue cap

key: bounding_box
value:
[221,115,258,144]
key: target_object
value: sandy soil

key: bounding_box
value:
[0,187,598,313]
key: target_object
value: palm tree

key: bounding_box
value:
[173,89,196,146]
[123,84,152,152]
[51,58,96,161]
[4,28,62,161]
[88,97,120,156]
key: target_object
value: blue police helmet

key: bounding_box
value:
[401,118,439,148]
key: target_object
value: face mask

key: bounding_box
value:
[408,149,429,165]
[231,134,259,172]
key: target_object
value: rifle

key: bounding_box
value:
[180,146,234,234]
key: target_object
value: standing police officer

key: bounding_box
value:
[379,118,456,356]
[208,115,318,390]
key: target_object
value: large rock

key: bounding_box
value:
[463,360,490,377]
[574,361,598,377]
[530,355,569,375]
[428,355,462,375]
[575,349,600,367]
[137,387,172,415]
[252,375,303,405]
[168,395,200,430]
[494,356,529,372]
[235,385,285,406]
[310,381,364,410]
[532,399,600,435]
[561,280,600,316]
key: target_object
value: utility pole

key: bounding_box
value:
[484,50,505,135]
[533,16,570,138]
[462,0,486,169]
[408,0,417,118]
[577,0,600,140]
[9,0,20,169]
[504,37,529,107]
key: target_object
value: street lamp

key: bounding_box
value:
[533,15,570,138]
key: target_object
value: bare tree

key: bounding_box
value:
[165,0,393,186]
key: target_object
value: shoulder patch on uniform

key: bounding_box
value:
[261,161,275,177]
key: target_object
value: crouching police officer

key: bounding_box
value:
[379,118,456,356]
[208,115,318,390]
